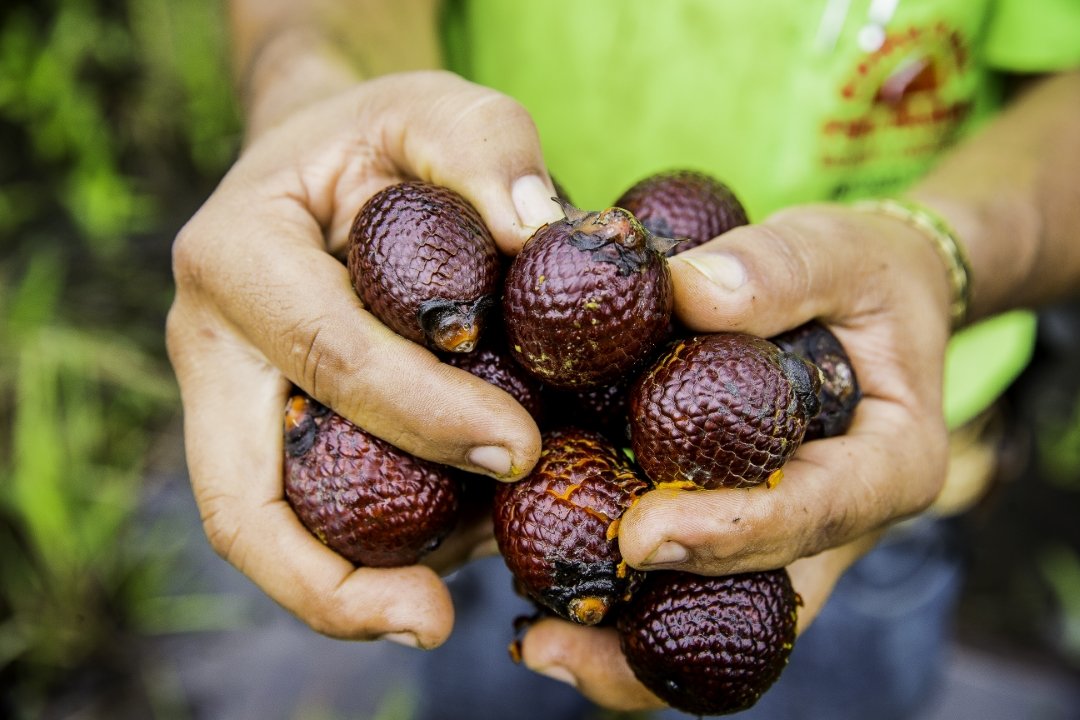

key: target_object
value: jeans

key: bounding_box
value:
[417,517,963,720]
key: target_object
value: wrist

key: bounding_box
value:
[240,27,364,142]
[852,198,973,331]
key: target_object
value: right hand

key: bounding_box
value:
[165,70,563,649]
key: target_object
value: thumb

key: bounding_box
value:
[668,205,894,336]
[382,71,565,254]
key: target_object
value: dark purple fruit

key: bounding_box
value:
[503,203,676,390]
[770,321,860,440]
[549,376,635,443]
[492,428,651,625]
[284,394,461,567]
[442,334,546,423]
[614,170,749,256]
[617,569,799,716]
[629,333,822,489]
[347,181,500,353]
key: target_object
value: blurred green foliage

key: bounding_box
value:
[0,0,239,715]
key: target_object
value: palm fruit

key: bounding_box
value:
[613,169,749,255]
[283,394,461,567]
[617,569,799,716]
[503,202,676,390]
[548,376,635,443]
[347,181,500,353]
[769,321,861,440]
[628,333,822,489]
[492,427,651,625]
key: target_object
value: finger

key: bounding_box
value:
[668,205,950,337]
[618,399,946,575]
[376,71,565,254]
[173,206,542,479]
[519,618,665,712]
[166,306,454,648]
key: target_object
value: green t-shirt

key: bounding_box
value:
[443,0,1080,428]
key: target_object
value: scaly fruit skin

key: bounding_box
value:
[442,335,546,424]
[549,376,634,443]
[284,395,461,567]
[617,569,798,716]
[629,333,822,489]
[347,181,500,353]
[769,321,861,441]
[503,205,675,390]
[614,170,749,256]
[492,428,651,625]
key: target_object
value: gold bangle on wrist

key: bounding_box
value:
[853,198,972,329]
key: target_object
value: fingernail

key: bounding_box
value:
[641,541,689,568]
[383,631,420,649]
[468,445,513,476]
[535,665,578,688]
[512,174,563,230]
[674,253,746,291]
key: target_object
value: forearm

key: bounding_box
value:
[907,70,1080,324]
[230,0,443,140]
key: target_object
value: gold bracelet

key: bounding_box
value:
[853,198,972,329]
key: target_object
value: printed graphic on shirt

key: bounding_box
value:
[823,22,974,200]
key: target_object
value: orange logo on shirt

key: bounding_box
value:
[822,23,972,170]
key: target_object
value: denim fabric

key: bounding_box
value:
[417,518,962,720]
[414,556,596,720]
[658,517,964,720]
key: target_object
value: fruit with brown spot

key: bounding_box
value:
[347,181,500,353]
[617,569,799,716]
[628,333,822,489]
[284,394,461,567]
[492,427,651,625]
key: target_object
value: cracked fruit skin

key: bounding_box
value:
[492,427,651,625]
[502,204,675,390]
[769,321,861,441]
[617,569,798,716]
[283,395,461,567]
[347,181,500,353]
[614,169,749,256]
[629,333,823,489]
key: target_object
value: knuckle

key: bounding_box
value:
[171,218,212,293]
[750,224,816,296]
[281,314,348,400]
[453,89,537,144]
[303,591,356,639]
[803,500,856,557]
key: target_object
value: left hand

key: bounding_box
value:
[517,202,957,708]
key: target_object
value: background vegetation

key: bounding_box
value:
[0,0,238,716]
[0,1,1078,718]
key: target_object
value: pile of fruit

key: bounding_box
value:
[282,171,861,716]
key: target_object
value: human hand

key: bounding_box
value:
[166,70,562,648]
[517,202,957,706]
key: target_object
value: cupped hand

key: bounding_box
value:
[518,202,956,706]
[165,70,563,648]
